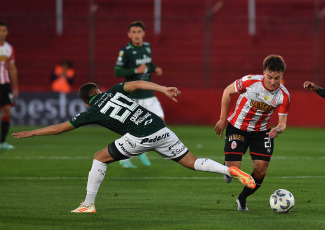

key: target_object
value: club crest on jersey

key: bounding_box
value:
[264,95,270,101]
[231,141,237,149]
[119,51,124,56]
[271,98,277,106]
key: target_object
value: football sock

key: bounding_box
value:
[84,159,107,206]
[238,173,264,200]
[194,158,231,176]
[1,117,10,143]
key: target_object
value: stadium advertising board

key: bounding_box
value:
[11,92,86,125]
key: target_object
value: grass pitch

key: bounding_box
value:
[0,125,324,230]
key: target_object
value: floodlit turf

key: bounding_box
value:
[1,125,324,230]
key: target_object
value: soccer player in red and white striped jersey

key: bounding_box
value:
[0,22,18,149]
[215,54,290,211]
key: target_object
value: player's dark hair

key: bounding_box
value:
[78,82,99,104]
[263,54,286,73]
[0,22,8,28]
[128,21,145,31]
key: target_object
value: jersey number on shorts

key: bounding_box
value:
[264,137,272,148]
[100,92,138,123]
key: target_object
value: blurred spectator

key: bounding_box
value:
[51,60,75,93]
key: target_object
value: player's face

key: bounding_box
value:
[263,69,283,91]
[0,25,8,43]
[128,26,145,46]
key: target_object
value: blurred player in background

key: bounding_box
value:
[114,21,163,168]
[0,22,18,150]
[303,81,325,98]
[215,54,290,211]
[12,80,255,213]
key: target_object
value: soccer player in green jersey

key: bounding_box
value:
[12,80,256,213]
[114,21,163,168]
[303,81,325,98]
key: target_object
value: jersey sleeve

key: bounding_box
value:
[234,75,260,93]
[278,89,290,115]
[114,49,135,77]
[9,46,15,63]
[68,111,94,128]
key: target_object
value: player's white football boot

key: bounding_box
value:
[228,166,256,189]
[236,197,248,211]
[71,202,96,213]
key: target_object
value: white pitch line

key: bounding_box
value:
[1,175,325,180]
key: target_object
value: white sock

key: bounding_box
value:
[84,159,107,206]
[194,158,231,177]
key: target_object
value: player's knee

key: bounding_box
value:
[253,168,267,180]
[94,148,115,163]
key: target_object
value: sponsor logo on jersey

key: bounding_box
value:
[250,100,275,112]
[171,144,186,155]
[71,113,80,121]
[140,132,170,144]
[228,134,244,142]
[136,55,152,65]
[125,137,136,148]
[134,112,151,125]
[118,143,132,155]
[0,55,9,61]
[168,140,181,150]
[130,108,144,123]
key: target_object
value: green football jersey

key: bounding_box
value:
[115,42,157,99]
[68,83,165,137]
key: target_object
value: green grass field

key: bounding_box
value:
[1,125,324,230]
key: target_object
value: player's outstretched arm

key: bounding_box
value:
[12,121,74,139]
[124,80,181,102]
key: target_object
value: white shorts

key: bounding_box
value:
[133,96,165,118]
[110,127,189,161]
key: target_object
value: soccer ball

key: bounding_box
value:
[269,189,295,214]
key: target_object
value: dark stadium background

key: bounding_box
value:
[1,0,325,126]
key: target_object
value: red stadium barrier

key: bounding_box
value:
[157,89,325,127]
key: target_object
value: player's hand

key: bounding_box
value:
[164,87,181,102]
[215,119,227,138]
[13,88,19,99]
[266,127,280,139]
[136,64,147,74]
[303,81,318,91]
[155,67,163,76]
[12,131,33,139]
